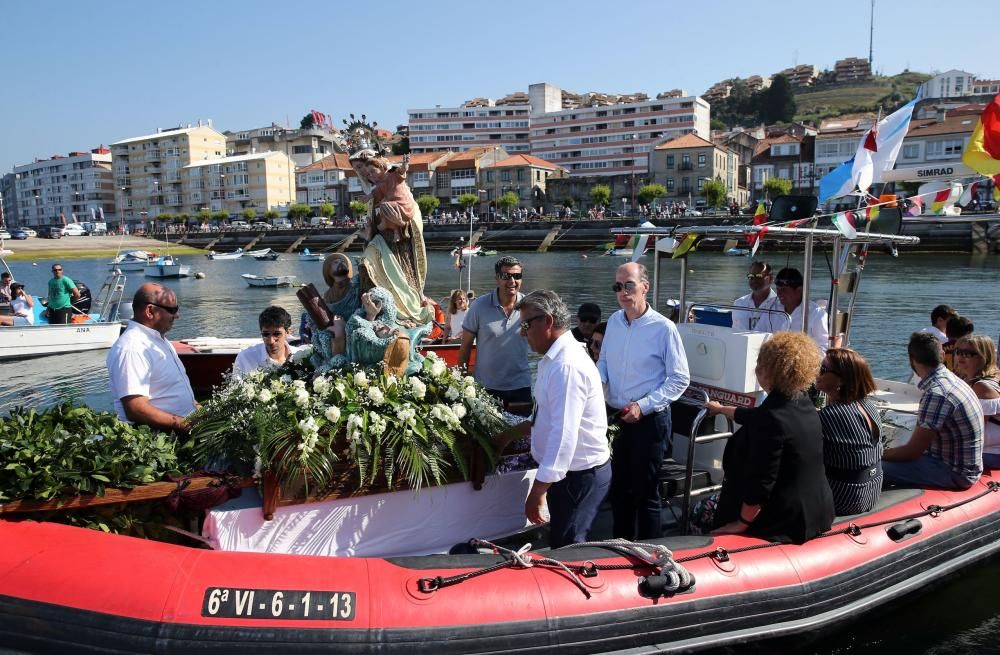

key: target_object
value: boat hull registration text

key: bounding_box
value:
[202,587,356,620]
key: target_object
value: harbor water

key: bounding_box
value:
[2,248,999,653]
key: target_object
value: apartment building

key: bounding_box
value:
[776,65,819,87]
[528,82,711,178]
[296,153,353,215]
[833,57,873,83]
[184,151,295,216]
[432,147,508,207]
[225,123,341,168]
[918,70,977,100]
[111,124,226,225]
[5,148,115,228]
[408,99,531,154]
[749,133,816,199]
[813,116,874,181]
[479,154,566,209]
[1,173,19,226]
[973,79,1000,96]
[649,134,744,205]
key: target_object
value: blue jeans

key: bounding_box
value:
[546,460,612,548]
[609,407,672,540]
[882,454,976,490]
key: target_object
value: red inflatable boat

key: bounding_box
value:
[3,476,1000,653]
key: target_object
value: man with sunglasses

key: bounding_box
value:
[45,263,79,324]
[571,302,602,345]
[233,306,302,378]
[458,256,532,408]
[772,267,830,353]
[731,261,782,332]
[107,283,196,434]
[598,262,690,540]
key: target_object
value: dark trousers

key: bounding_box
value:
[487,387,533,412]
[48,307,73,324]
[609,407,672,541]
[547,460,611,548]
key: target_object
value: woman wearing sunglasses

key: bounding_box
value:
[953,336,1000,469]
[815,349,883,515]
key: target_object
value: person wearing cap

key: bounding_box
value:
[771,267,830,354]
[0,283,34,326]
[571,302,602,345]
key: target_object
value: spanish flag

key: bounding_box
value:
[746,201,768,254]
[962,93,1000,175]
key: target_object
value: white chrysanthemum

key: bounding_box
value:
[367,386,385,405]
[258,389,273,403]
[292,345,313,362]
[430,360,447,378]
[243,384,256,400]
[463,385,476,399]
[462,375,476,388]
[294,389,310,408]
[409,376,427,399]
[269,379,285,392]
[324,405,341,423]
[313,376,330,394]
[354,371,369,388]
[280,374,292,384]
[451,403,467,419]
[445,386,460,401]
[292,379,306,390]
[425,351,440,361]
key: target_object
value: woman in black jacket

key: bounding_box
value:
[706,331,834,544]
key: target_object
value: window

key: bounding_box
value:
[902,144,919,159]
[697,153,706,167]
[665,178,674,192]
[665,154,674,168]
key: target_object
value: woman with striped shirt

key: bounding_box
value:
[816,349,883,515]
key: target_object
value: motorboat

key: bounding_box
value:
[107,249,156,271]
[725,247,750,256]
[299,248,323,262]
[450,244,482,257]
[144,255,191,278]
[244,248,275,260]
[207,248,243,260]
[605,220,656,257]
[242,273,297,288]
[0,261,127,360]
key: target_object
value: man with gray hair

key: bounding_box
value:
[497,289,611,547]
[599,261,689,540]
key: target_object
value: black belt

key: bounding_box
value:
[826,463,882,484]
[565,459,610,477]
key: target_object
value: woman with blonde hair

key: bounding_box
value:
[444,289,469,342]
[705,331,834,544]
[815,348,883,514]
[954,335,1000,469]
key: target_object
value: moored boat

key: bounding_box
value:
[207,248,244,260]
[299,248,323,261]
[144,255,191,278]
[242,273,297,288]
[107,249,156,271]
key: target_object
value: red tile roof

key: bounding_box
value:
[654,133,716,150]
[483,154,563,170]
[299,153,352,172]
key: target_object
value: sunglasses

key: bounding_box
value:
[954,349,979,358]
[52,268,63,272]
[519,314,546,331]
[746,273,769,280]
[612,281,639,293]
[148,302,179,315]
[260,330,286,338]
[775,280,800,289]
[578,317,599,324]
[498,271,523,281]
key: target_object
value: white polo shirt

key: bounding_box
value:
[731,289,784,332]
[531,331,610,484]
[771,300,830,354]
[107,321,197,422]
[233,342,302,378]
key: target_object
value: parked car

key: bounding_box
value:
[229,220,250,230]
[62,223,88,236]
[22,228,37,237]
[37,226,63,238]
[683,209,703,217]
[10,229,29,240]
[251,221,271,230]
[0,229,11,240]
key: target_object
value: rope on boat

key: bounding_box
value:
[561,538,696,597]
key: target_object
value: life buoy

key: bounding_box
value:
[427,300,446,342]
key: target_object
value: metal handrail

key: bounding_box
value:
[680,301,790,326]
[675,387,735,535]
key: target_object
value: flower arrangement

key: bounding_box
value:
[189,347,509,495]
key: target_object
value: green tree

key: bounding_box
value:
[763,177,793,199]
[701,179,728,208]
[212,210,230,224]
[758,74,797,123]
[264,209,280,221]
[498,191,519,217]
[197,208,212,225]
[391,137,410,155]
[589,184,611,208]
[637,183,667,207]
[319,202,336,220]
[241,208,257,222]
[457,193,479,210]
[175,213,189,225]
[349,200,370,219]
[157,212,174,228]
[416,194,440,217]
[287,204,312,224]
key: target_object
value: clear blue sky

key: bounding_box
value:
[0,0,992,173]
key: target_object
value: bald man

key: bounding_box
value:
[106,283,196,434]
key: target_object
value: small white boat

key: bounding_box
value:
[242,273,297,288]
[725,247,750,256]
[107,250,156,271]
[299,248,323,262]
[207,248,243,260]
[451,245,482,257]
[244,248,271,258]
[144,255,191,278]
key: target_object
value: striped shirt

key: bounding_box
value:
[917,366,984,484]
[819,398,883,515]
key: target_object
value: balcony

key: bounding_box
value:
[144,150,161,161]
[678,162,693,171]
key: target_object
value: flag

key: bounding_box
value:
[931,189,952,215]
[818,157,855,202]
[746,201,768,253]
[959,181,980,207]
[962,93,1000,175]
[750,226,768,256]
[672,233,699,259]
[786,218,809,228]
[833,211,858,239]
[851,99,917,193]
[866,197,880,222]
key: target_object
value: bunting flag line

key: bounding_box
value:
[962,93,1000,175]
[931,189,952,215]
[865,197,880,222]
[851,99,917,194]
[672,233,700,259]
[832,211,858,239]
[785,218,810,228]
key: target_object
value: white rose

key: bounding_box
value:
[451,403,467,419]
[409,377,427,399]
[294,389,310,407]
[324,405,341,423]
[354,371,369,388]
[292,379,307,390]
[258,389,273,403]
[445,386,460,401]
[313,376,330,393]
[463,385,476,399]
[367,386,385,405]
[430,360,447,378]
[292,345,313,362]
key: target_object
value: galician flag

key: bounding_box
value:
[851,99,917,193]
[962,93,1000,175]
[818,157,855,202]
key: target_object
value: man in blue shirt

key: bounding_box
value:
[598,262,690,540]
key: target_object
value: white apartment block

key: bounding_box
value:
[918,70,977,100]
[7,149,116,228]
[528,82,711,177]
[408,101,531,154]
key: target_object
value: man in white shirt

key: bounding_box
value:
[497,290,611,548]
[233,306,301,378]
[919,304,959,344]
[598,262,690,540]
[731,260,785,332]
[772,267,830,354]
[107,284,196,434]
